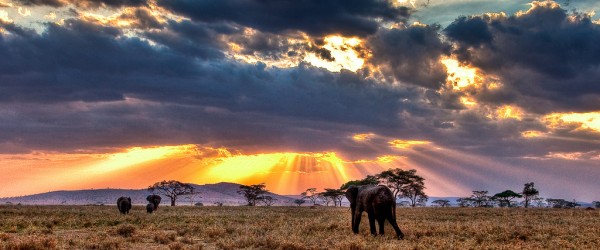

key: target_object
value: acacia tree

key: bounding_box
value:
[318,193,332,206]
[432,199,450,207]
[339,175,379,189]
[261,196,277,207]
[378,169,428,207]
[593,201,600,208]
[293,199,306,206]
[522,182,539,208]
[457,197,474,207]
[301,188,319,205]
[321,188,345,206]
[471,191,491,207]
[493,190,522,207]
[237,183,268,206]
[148,180,196,206]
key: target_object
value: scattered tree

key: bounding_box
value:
[301,188,319,205]
[593,201,600,208]
[532,197,546,208]
[340,175,379,190]
[321,188,345,206]
[318,193,332,206]
[261,196,277,207]
[148,180,196,206]
[214,202,224,206]
[546,198,580,208]
[378,168,428,207]
[293,199,306,206]
[432,199,451,207]
[522,182,539,208]
[493,190,522,207]
[237,183,268,206]
[470,191,491,207]
[457,197,474,207]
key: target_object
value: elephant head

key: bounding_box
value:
[345,185,359,232]
[345,185,359,206]
[146,195,161,211]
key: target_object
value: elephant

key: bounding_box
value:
[146,195,161,211]
[117,197,132,214]
[146,203,155,213]
[345,185,404,239]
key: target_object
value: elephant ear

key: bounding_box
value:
[345,186,359,205]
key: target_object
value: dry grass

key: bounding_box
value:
[0,205,599,249]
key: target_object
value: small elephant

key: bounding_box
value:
[146,203,155,213]
[117,196,132,214]
[345,185,404,239]
[146,195,162,211]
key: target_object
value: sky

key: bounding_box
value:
[0,0,599,201]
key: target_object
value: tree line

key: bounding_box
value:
[146,170,600,208]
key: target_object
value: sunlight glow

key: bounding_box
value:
[389,139,430,149]
[0,10,12,23]
[441,57,480,90]
[84,145,195,175]
[522,130,544,138]
[545,112,600,132]
[494,105,523,120]
[352,133,376,141]
[460,97,477,107]
[304,35,366,72]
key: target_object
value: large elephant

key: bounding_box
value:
[146,195,161,211]
[117,197,132,214]
[345,185,404,239]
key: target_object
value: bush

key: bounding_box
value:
[116,224,136,237]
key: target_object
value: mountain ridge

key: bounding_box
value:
[0,182,296,206]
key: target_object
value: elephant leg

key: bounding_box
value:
[352,210,362,234]
[368,212,376,236]
[386,211,404,239]
[377,216,385,235]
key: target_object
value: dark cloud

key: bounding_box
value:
[445,2,600,113]
[156,0,410,37]
[0,18,428,157]
[368,24,450,89]
[143,20,233,59]
[14,0,147,8]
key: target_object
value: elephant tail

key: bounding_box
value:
[392,202,396,219]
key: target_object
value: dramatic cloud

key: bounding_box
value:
[0,18,429,157]
[14,0,147,9]
[156,0,410,37]
[445,1,600,113]
[368,24,450,89]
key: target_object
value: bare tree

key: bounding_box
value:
[148,180,195,206]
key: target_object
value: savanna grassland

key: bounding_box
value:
[0,205,599,249]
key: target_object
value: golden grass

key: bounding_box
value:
[0,205,599,249]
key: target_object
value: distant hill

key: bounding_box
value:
[0,182,295,206]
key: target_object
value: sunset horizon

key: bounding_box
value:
[1,0,599,202]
